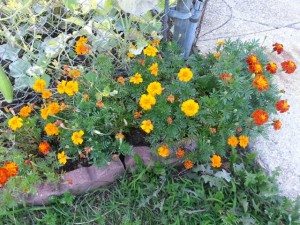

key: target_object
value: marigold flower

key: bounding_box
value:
[252,109,269,126]
[44,123,59,136]
[72,130,84,145]
[143,45,158,57]
[40,107,49,120]
[57,80,67,94]
[181,99,200,117]
[149,63,159,76]
[65,81,79,96]
[68,69,81,79]
[140,120,153,134]
[41,89,52,99]
[219,73,233,82]
[248,63,263,74]
[213,51,221,59]
[127,52,135,58]
[129,73,143,84]
[157,145,170,158]
[266,62,277,74]
[134,111,142,119]
[239,135,249,148]
[47,102,60,116]
[3,162,18,177]
[281,60,297,74]
[273,43,283,54]
[151,39,160,47]
[210,127,217,134]
[19,105,33,118]
[0,168,9,187]
[176,148,185,158]
[82,94,90,101]
[115,132,125,141]
[38,141,51,155]
[246,54,259,65]
[227,135,238,148]
[8,116,23,131]
[57,151,68,165]
[273,120,282,130]
[167,116,173,125]
[139,94,156,110]
[33,79,46,93]
[253,74,269,91]
[75,37,90,55]
[167,95,175,103]
[96,100,104,109]
[178,67,193,82]
[117,76,126,85]
[216,39,225,46]
[147,81,163,96]
[184,160,194,169]
[211,154,222,168]
[275,100,290,113]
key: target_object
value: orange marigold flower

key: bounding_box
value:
[275,100,290,113]
[266,62,277,74]
[157,145,170,158]
[239,135,249,149]
[149,63,159,76]
[68,69,81,79]
[32,79,46,93]
[273,43,283,54]
[41,89,52,99]
[133,111,142,119]
[19,105,33,118]
[273,120,282,131]
[44,123,59,136]
[248,63,263,74]
[227,135,238,148]
[47,102,60,116]
[252,109,269,126]
[211,154,222,168]
[176,148,185,158]
[39,141,51,155]
[167,95,175,103]
[252,74,269,91]
[184,160,194,169]
[0,168,9,187]
[281,60,297,74]
[3,162,18,177]
[117,76,126,85]
[246,54,259,65]
[219,73,233,82]
[75,37,90,55]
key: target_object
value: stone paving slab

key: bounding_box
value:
[197,0,300,199]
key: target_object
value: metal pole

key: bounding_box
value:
[163,0,170,41]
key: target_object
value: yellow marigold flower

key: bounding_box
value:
[71,130,84,145]
[77,36,88,44]
[178,67,193,82]
[211,154,222,168]
[41,89,52,99]
[227,135,238,148]
[147,81,163,96]
[68,69,81,79]
[149,63,159,76]
[140,120,154,134]
[57,151,68,165]
[151,39,160,47]
[44,123,59,136]
[65,81,79,96]
[157,145,170,158]
[127,52,135,58]
[213,51,221,59]
[216,39,225,46]
[40,107,49,120]
[239,135,249,149]
[129,73,143,84]
[57,80,67,94]
[181,99,200,117]
[143,45,158,57]
[139,94,156,110]
[33,79,46,93]
[19,105,33,118]
[8,116,23,131]
[115,132,125,141]
[47,102,60,116]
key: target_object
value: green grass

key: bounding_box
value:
[1,157,299,225]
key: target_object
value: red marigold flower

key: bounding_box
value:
[219,73,233,82]
[248,63,263,74]
[252,109,269,126]
[281,60,297,74]
[266,62,277,74]
[273,120,282,131]
[183,160,194,170]
[272,43,284,54]
[252,74,269,91]
[275,100,290,113]
[0,168,9,187]
[246,54,259,65]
